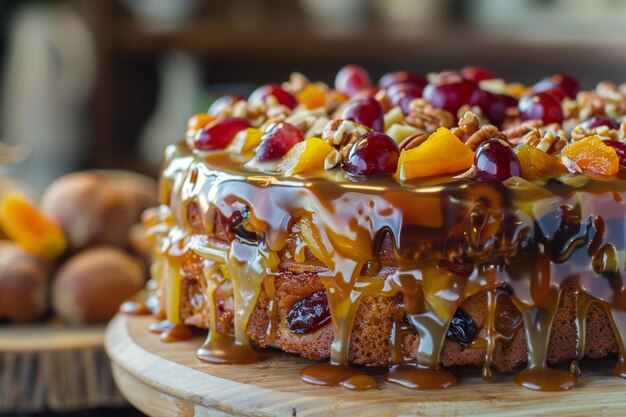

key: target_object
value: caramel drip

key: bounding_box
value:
[264,275,277,341]
[571,291,594,376]
[148,144,626,391]
[299,363,376,391]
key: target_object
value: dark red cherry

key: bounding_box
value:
[604,141,626,166]
[475,139,521,180]
[534,74,579,99]
[249,84,298,109]
[286,290,331,334]
[387,82,423,113]
[341,97,385,132]
[461,66,495,82]
[194,117,252,150]
[379,71,427,89]
[387,82,423,101]
[518,92,564,124]
[579,116,618,130]
[255,122,304,161]
[476,90,506,127]
[500,94,518,109]
[343,132,399,176]
[335,65,372,97]
[423,79,482,115]
[207,95,245,116]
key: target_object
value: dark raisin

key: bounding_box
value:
[286,290,331,334]
[446,309,477,347]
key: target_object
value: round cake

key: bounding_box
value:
[137,66,626,392]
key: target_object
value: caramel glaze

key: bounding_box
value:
[146,142,626,391]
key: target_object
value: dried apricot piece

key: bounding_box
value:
[298,213,334,268]
[297,84,327,110]
[515,144,567,180]
[277,137,333,175]
[186,113,213,131]
[226,128,263,154]
[0,194,67,260]
[395,127,474,180]
[560,135,619,176]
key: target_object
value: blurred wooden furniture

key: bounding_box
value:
[0,323,125,413]
[106,313,626,417]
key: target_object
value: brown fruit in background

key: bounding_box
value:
[40,170,158,251]
[0,241,50,322]
[52,246,145,324]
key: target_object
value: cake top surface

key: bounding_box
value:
[180,65,626,187]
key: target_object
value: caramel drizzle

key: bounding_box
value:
[148,143,626,391]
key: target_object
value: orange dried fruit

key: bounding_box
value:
[515,144,567,180]
[226,127,263,154]
[395,127,474,180]
[186,113,213,131]
[298,213,334,268]
[277,137,333,175]
[0,194,67,260]
[297,84,327,110]
[560,135,619,176]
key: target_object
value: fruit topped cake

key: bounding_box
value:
[137,65,626,391]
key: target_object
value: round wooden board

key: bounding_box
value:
[0,322,125,413]
[106,314,626,417]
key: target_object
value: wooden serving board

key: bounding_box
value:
[0,322,125,413]
[106,314,626,417]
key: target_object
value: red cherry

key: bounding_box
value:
[249,84,298,109]
[255,122,304,161]
[579,116,618,130]
[352,87,380,99]
[476,90,506,127]
[207,95,245,116]
[461,66,495,82]
[386,82,423,114]
[603,141,626,166]
[379,71,427,89]
[343,132,399,176]
[423,79,482,114]
[534,74,579,99]
[500,94,518,109]
[335,65,372,97]
[518,92,564,124]
[475,139,521,180]
[341,97,385,132]
[194,117,252,150]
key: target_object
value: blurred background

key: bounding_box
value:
[0,0,625,191]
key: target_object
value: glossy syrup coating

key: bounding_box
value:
[138,67,626,393]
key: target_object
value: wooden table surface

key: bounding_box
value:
[106,314,626,417]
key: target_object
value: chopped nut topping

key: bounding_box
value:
[324,148,342,169]
[453,164,478,180]
[398,133,429,151]
[503,120,543,144]
[282,72,311,94]
[321,119,372,147]
[465,125,506,151]
[524,130,566,155]
[405,99,455,132]
[452,111,481,142]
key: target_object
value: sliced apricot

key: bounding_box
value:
[298,213,334,269]
[186,113,213,131]
[515,144,567,181]
[560,135,619,176]
[277,137,333,175]
[0,194,67,260]
[297,84,327,110]
[226,127,264,154]
[395,127,474,180]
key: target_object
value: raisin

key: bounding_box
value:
[286,290,331,334]
[446,309,477,347]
